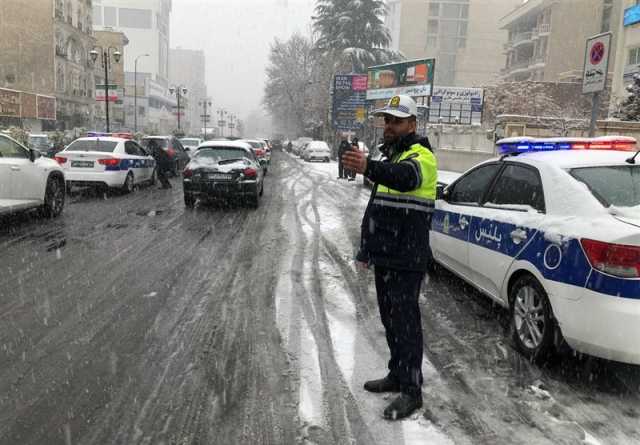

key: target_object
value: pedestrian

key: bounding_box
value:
[337,138,350,179]
[342,94,437,421]
[347,138,359,181]
[148,139,172,189]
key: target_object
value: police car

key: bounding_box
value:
[56,137,156,193]
[430,136,640,365]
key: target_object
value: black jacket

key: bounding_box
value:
[356,133,434,272]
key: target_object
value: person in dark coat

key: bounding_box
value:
[147,139,172,189]
[337,139,350,179]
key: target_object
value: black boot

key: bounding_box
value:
[364,376,401,393]
[383,393,423,420]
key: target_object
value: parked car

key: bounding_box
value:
[182,141,265,208]
[28,134,53,157]
[180,137,203,158]
[431,136,640,364]
[293,137,312,156]
[302,141,331,162]
[0,133,65,217]
[57,137,156,193]
[239,139,270,174]
[140,136,190,176]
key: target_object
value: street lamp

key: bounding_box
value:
[169,85,188,133]
[91,46,121,132]
[228,114,236,137]
[199,99,213,140]
[134,53,150,133]
[217,108,227,137]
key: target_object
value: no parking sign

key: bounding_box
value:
[582,32,612,94]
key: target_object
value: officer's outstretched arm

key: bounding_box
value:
[364,159,421,192]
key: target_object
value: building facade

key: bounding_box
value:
[0,0,97,130]
[384,0,520,87]
[93,0,176,133]
[499,0,622,82]
[93,30,128,131]
[169,48,207,136]
[611,1,640,115]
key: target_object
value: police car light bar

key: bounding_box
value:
[496,136,637,155]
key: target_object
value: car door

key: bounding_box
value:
[0,136,45,202]
[467,163,545,302]
[431,163,502,282]
[124,141,149,183]
[134,141,154,180]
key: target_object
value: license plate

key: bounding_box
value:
[209,173,231,180]
[71,161,94,168]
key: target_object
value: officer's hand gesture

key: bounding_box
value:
[342,148,367,175]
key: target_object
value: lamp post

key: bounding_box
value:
[169,85,188,133]
[217,108,227,138]
[199,99,212,140]
[90,46,121,133]
[134,53,149,133]
[228,114,236,137]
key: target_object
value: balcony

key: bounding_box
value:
[512,31,534,47]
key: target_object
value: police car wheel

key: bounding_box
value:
[122,172,134,194]
[510,275,555,362]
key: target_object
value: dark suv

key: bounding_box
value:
[141,136,190,176]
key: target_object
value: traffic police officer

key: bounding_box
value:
[342,94,437,420]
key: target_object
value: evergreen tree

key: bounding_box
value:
[620,74,640,121]
[313,0,397,73]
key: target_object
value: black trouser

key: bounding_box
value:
[374,266,425,396]
[157,162,172,188]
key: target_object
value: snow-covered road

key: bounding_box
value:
[0,150,639,445]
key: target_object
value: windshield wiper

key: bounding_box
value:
[626,150,640,164]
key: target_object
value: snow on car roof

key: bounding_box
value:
[198,140,252,150]
[72,137,127,143]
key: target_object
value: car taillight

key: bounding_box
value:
[243,167,257,179]
[98,158,120,166]
[183,169,193,178]
[54,156,67,164]
[581,238,640,278]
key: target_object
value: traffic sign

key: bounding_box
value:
[583,32,611,94]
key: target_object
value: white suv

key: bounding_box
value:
[0,134,65,217]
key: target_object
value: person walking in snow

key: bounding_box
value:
[342,94,437,420]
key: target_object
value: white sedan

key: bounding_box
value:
[302,141,331,162]
[0,133,65,217]
[430,136,640,365]
[56,137,156,193]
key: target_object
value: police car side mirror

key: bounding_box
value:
[438,185,450,201]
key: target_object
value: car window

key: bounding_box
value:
[0,137,29,158]
[449,163,502,205]
[141,138,168,149]
[64,140,118,153]
[570,166,640,208]
[484,164,545,212]
[134,142,150,156]
[125,141,140,156]
[195,147,250,161]
[173,139,185,152]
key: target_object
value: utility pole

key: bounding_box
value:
[217,108,227,138]
[170,85,188,134]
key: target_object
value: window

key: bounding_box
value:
[629,47,640,66]
[485,164,545,212]
[0,136,29,158]
[104,7,117,27]
[426,36,438,48]
[64,140,118,153]
[119,8,152,29]
[570,166,640,208]
[429,2,440,17]
[427,19,439,34]
[449,164,501,204]
[125,141,144,156]
[458,21,467,37]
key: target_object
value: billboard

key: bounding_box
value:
[582,32,612,94]
[430,86,484,125]
[37,95,56,120]
[367,59,435,100]
[624,5,640,27]
[332,74,368,131]
[0,88,21,118]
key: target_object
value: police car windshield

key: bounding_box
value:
[570,166,640,208]
[64,140,118,153]
[195,147,248,162]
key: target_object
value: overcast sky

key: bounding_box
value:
[171,0,316,122]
